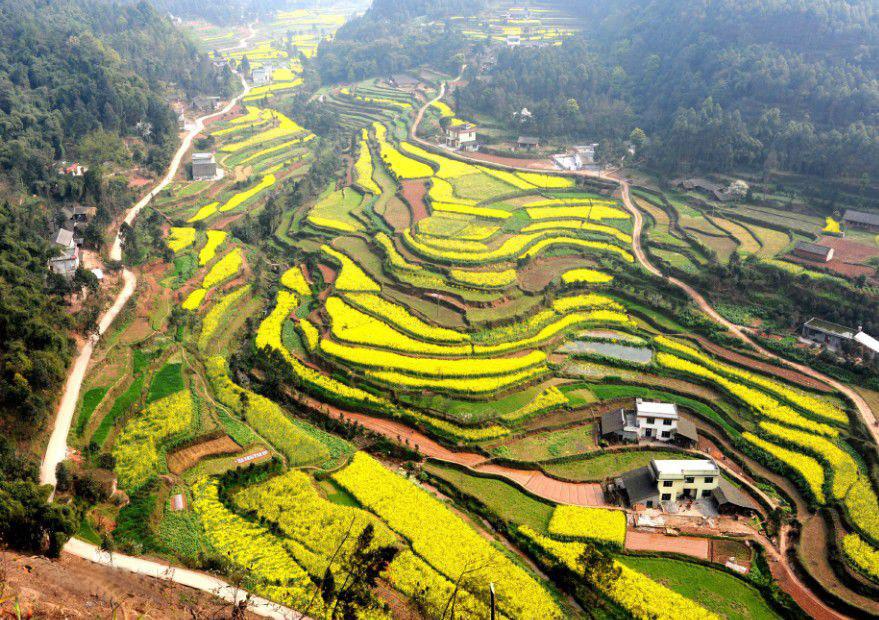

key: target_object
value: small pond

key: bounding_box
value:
[558,340,654,364]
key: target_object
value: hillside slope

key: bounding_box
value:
[458,0,879,176]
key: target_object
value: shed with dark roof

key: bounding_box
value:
[713,479,759,515]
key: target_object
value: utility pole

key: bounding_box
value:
[489,583,496,620]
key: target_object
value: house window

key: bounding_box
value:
[661,431,671,438]
[702,489,712,498]
[684,476,695,484]
[704,477,714,484]
[662,481,673,488]
[646,417,655,425]
[664,419,673,426]
[661,493,672,501]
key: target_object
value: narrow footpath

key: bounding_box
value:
[36,27,309,620]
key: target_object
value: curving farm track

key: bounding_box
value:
[412,76,877,450]
[34,28,312,620]
[411,79,857,620]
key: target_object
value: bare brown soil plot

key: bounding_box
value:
[167,434,240,474]
[817,235,879,262]
[625,530,710,560]
[692,336,834,393]
[400,179,429,223]
[798,515,879,616]
[464,150,555,170]
[378,195,412,231]
[518,255,594,292]
[0,549,258,619]
[785,253,875,278]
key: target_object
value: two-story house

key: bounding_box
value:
[600,399,698,446]
[616,459,758,515]
[445,122,478,150]
[619,459,719,508]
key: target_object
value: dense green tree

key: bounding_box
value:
[458,0,879,176]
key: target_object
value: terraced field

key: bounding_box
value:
[68,6,879,619]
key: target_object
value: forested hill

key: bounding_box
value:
[0,0,234,189]
[0,0,233,556]
[147,0,286,25]
[458,0,879,177]
[315,0,482,83]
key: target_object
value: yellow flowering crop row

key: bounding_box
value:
[333,453,564,619]
[656,336,847,424]
[191,477,320,611]
[501,385,569,423]
[167,227,196,253]
[339,87,411,110]
[202,248,242,289]
[552,293,625,313]
[320,245,381,291]
[199,230,227,265]
[375,232,423,271]
[367,365,547,395]
[233,470,490,617]
[843,534,879,581]
[187,201,220,223]
[428,176,477,205]
[280,266,311,295]
[521,236,635,263]
[431,201,511,219]
[398,141,478,178]
[759,422,879,541]
[220,173,276,212]
[478,166,536,190]
[237,136,308,166]
[354,136,381,194]
[527,204,630,221]
[308,214,357,233]
[243,79,303,101]
[205,353,329,466]
[526,197,618,208]
[518,526,718,620]
[343,292,469,343]
[655,353,838,436]
[845,476,879,543]
[562,268,614,284]
[198,285,250,350]
[220,109,307,153]
[325,296,472,356]
[759,421,856,499]
[254,291,385,406]
[416,233,489,253]
[319,337,547,377]
[476,310,632,354]
[430,100,454,118]
[182,288,207,311]
[515,172,574,188]
[449,267,517,288]
[402,230,538,263]
[373,130,432,179]
[547,505,627,547]
[523,219,633,244]
[742,432,826,503]
[113,391,194,490]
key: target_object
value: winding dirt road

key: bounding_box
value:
[33,28,309,619]
[411,82,857,620]
[413,78,878,449]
